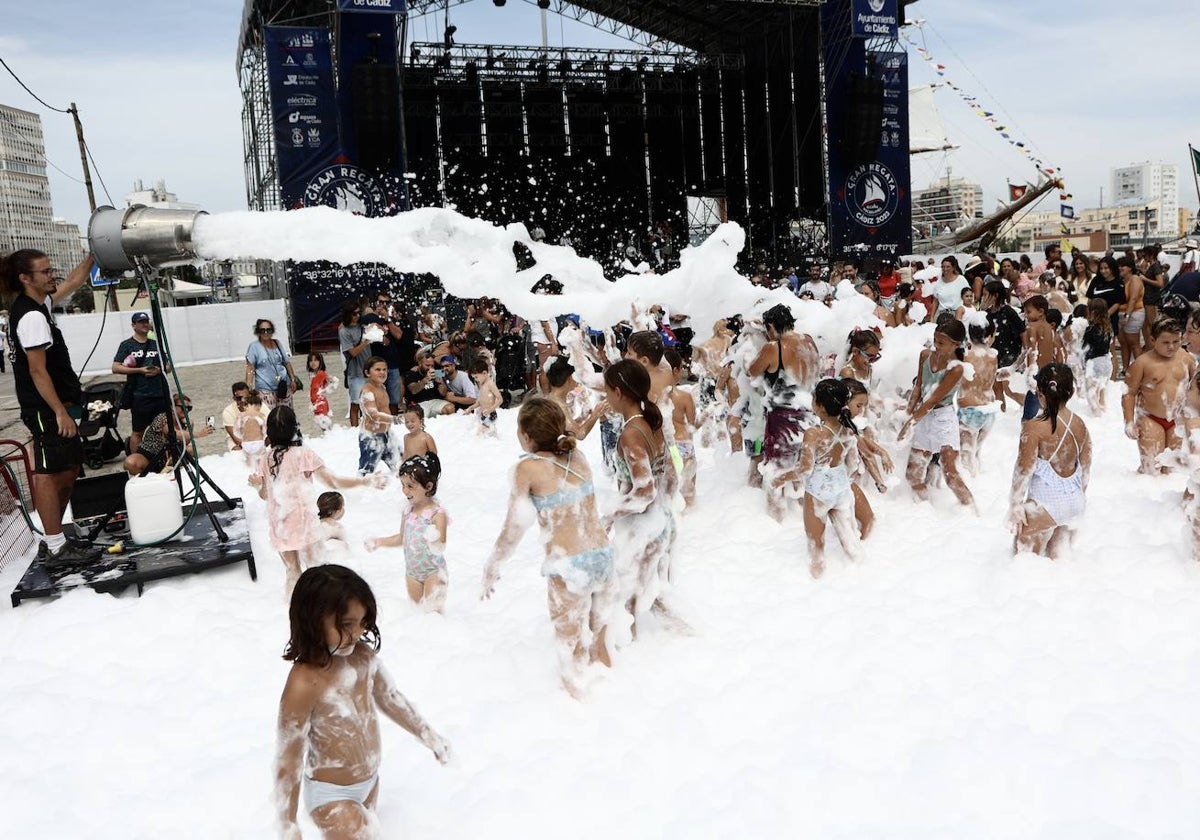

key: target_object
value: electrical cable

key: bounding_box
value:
[83,141,114,205]
[0,54,69,113]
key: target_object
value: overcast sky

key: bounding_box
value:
[1,0,1196,232]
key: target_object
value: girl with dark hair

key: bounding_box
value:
[1009,364,1092,558]
[483,397,618,697]
[602,359,682,636]
[903,319,975,508]
[839,328,881,384]
[748,303,821,488]
[276,564,449,839]
[366,454,448,613]
[248,406,382,596]
[307,351,336,431]
[770,378,861,577]
[842,378,892,539]
[1081,299,1114,415]
[933,256,969,317]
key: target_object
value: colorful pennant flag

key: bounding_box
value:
[1060,204,1075,219]
[1009,184,1028,201]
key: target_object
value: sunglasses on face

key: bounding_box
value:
[258,327,274,334]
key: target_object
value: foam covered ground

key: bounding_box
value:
[3,381,1200,839]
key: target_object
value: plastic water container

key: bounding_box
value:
[125,473,184,544]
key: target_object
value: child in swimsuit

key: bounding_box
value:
[365,454,448,613]
[275,565,449,840]
[470,358,502,438]
[903,318,975,509]
[237,391,267,469]
[772,379,862,578]
[1122,318,1194,474]
[307,352,336,431]
[1081,299,1113,416]
[664,348,699,510]
[842,378,893,539]
[957,323,1000,477]
[482,397,618,698]
[839,328,880,385]
[248,406,382,597]
[401,406,438,462]
[316,490,348,563]
[600,359,684,640]
[1009,364,1092,559]
[358,357,399,476]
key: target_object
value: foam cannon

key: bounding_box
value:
[87,204,208,272]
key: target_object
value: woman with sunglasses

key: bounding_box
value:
[245,318,301,410]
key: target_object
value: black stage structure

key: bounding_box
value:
[237,0,912,342]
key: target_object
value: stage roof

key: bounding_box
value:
[238,0,827,67]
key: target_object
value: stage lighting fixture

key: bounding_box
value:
[493,0,505,6]
[410,45,422,61]
[465,60,478,83]
[558,58,572,75]
[537,0,550,8]
[443,25,456,47]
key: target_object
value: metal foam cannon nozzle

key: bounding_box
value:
[88,204,208,272]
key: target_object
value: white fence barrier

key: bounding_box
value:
[60,299,292,376]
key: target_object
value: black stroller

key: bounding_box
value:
[77,381,127,471]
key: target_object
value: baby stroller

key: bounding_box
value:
[77,381,127,471]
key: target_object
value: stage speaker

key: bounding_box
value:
[844,72,884,167]
[353,62,401,172]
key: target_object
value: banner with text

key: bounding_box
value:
[338,0,405,11]
[264,26,342,208]
[823,0,912,258]
[852,0,899,39]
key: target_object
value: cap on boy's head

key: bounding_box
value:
[131,312,150,323]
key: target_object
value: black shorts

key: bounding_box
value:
[131,394,170,433]
[21,410,85,475]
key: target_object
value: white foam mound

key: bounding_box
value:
[194,209,878,353]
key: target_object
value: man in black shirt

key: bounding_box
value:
[2,249,99,565]
[112,311,172,452]
[360,290,415,414]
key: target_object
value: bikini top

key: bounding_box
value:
[1038,410,1081,475]
[526,451,595,511]
[614,415,668,487]
[763,340,784,388]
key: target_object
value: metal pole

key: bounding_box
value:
[541,8,549,49]
[69,103,96,212]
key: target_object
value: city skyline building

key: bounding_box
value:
[0,103,84,277]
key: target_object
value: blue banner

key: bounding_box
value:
[852,0,899,39]
[822,1,911,258]
[264,26,342,207]
[338,0,406,12]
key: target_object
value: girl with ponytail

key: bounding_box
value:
[482,397,617,698]
[902,318,975,509]
[769,378,861,578]
[1009,363,1092,558]
[601,359,684,637]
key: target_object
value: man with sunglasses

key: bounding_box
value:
[359,290,413,415]
[2,249,99,565]
[221,382,251,450]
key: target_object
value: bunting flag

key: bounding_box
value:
[903,27,1059,180]
[1059,192,1073,200]
[1009,184,1028,201]
[1060,204,1075,219]
[1060,223,1069,235]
